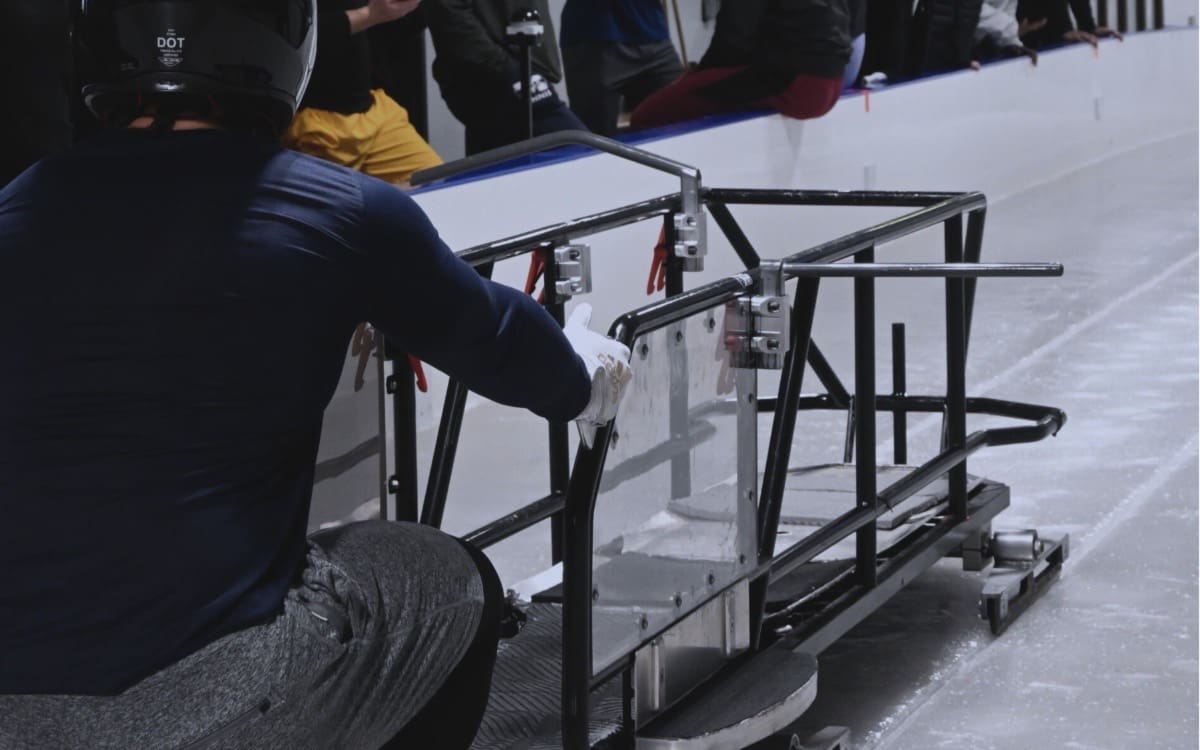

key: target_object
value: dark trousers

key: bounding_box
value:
[436,65,589,156]
[562,40,683,136]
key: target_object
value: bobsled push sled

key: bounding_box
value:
[372,134,1071,750]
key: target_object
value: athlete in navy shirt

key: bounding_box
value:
[0,2,631,747]
[0,125,589,694]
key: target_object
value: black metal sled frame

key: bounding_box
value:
[397,135,1068,749]
[394,186,1001,546]
[555,262,1064,748]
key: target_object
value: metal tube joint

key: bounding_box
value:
[725,261,790,369]
[674,172,707,271]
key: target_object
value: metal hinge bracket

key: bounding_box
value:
[551,243,592,299]
[725,262,790,369]
[672,211,707,272]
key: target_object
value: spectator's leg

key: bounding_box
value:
[532,92,589,138]
[358,89,443,186]
[628,66,746,130]
[563,41,625,136]
[619,41,685,114]
[460,92,525,155]
[760,74,846,120]
[844,34,867,89]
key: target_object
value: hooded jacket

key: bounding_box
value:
[700,0,852,80]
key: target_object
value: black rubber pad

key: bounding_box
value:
[473,603,625,750]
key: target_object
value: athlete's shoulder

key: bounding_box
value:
[269,147,368,200]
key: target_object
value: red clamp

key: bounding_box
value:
[408,354,428,393]
[647,226,669,295]
[524,249,549,304]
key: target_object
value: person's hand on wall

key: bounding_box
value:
[1063,29,1099,47]
[1094,26,1124,41]
[348,0,422,33]
[1018,17,1047,36]
[1003,44,1039,66]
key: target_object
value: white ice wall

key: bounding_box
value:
[394,29,1198,443]
[366,27,1197,562]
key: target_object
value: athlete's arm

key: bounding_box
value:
[357,178,592,423]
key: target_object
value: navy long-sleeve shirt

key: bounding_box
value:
[0,128,590,695]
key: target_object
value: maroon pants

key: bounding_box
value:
[630,66,843,130]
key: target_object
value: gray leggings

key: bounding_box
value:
[0,522,490,750]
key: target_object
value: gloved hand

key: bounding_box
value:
[510,72,557,112]
[564,304,633,449]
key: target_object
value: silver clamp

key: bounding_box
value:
[552,243,592,299]
[672,212,707,272]
[725,262,790,369]
[673,166,707,272]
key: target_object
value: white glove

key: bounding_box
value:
[564,304,633,448]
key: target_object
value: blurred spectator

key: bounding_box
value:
[844,0,868,88]
[559,0,683,136]
[630,0,851,130]
[424,0,587,155]
[0,1,72,188]
[973,0,1040,65]
[285,0,441,187]
[1017,0,1122,49]
[913,0,985,73]
[862,0,915,82]
[368,10,434,139]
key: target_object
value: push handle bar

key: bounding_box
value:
[411,130,700,186]
[779,262,1064,278]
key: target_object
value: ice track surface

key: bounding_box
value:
[777,133,1199,749]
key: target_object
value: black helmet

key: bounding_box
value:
[77,0,316,133]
